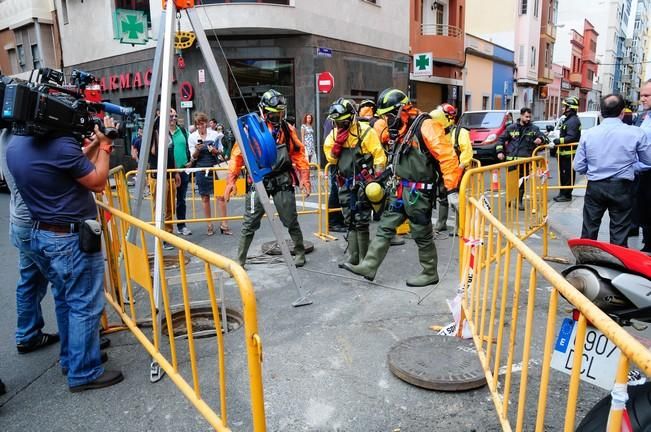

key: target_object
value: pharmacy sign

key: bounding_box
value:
[413,52,432,76]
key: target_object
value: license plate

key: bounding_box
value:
[550,318,621,390]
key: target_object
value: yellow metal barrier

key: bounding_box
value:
[98,169,266,431]
[532,143,586,191]
[457,191,651,431]
[123,164,322,229]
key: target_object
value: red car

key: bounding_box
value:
[457,110,519,163]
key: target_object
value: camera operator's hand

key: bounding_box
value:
[93,124,114,155]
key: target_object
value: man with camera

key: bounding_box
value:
[6,116,124,392]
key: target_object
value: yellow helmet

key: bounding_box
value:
[365,182,385,212]
[429,108,452,129]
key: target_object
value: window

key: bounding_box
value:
[534,0,539,17]
[482,96,490,110]
[115,0,152,27]
[519,45,525,66]
[520,0,527,14]
[31,44,41,69]
[464,94,471,111]
[545,43,550,68]
[587,69,594,80]
[227,59,294,116]
[530,46,536,68]
[434,2,444,34]
[61,0,69,24]
[590,40,596,52]
[16,44,25,67]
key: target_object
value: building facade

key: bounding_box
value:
[408,0,465,110]
[622,0,649,104]
[0,0,62,78]
[464,34,514,111]
[53,0,410,137]
[466,0,556,118]
[568,20,599,111]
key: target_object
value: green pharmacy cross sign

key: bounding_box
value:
[115,9,148,45]
[413,52,432,76]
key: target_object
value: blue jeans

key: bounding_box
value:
[10,223,49,345]
[30,229,105,387]
[176,172,189,229]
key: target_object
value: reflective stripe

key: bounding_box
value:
[558,150,576,156]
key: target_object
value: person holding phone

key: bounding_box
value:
[188,111,231,235]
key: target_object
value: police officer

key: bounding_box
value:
[496,107,545,210]
[342,89,462,287]
[324,98,386,267]
[430,104,473,231]
[224,89,311,267]
[552,96,582,202]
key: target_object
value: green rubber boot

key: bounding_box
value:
[358,230,370,262]
[291,233,306,268]
[390,235,405,246]
[341,236,391,281]
[339,231,359,268]
[237,234,254,267]
[434,204,449,232]
[406,244,440,287]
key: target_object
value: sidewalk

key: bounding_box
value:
[547,183,645,251]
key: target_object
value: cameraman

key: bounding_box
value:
[6,116,124,392]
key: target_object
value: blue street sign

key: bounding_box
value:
[317,47,333,58]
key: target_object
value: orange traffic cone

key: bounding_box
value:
[491,169,499,192]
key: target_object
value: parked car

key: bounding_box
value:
[457,109,519,163]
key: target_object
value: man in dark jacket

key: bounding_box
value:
[496,107,545,210]
[552,96,582,202]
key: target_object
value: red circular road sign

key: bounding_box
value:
[317,72,334,94]
[179,81,193,101]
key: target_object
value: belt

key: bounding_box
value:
[33,221,80,233]
[590,177,632,183]
[400,180,435,190]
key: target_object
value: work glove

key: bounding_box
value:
[553,138,561,145]
[447,191,460,212]
[497,152,505,161]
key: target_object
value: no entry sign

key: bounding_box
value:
[317,72,334,94]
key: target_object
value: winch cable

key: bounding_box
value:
[200,8,251,113]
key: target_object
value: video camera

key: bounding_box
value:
[1,68,134,140]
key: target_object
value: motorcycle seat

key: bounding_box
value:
[568,238,651,279]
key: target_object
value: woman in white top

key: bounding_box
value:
[188,112,232,236]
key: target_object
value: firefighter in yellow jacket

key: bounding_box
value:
[342,89,462,287]
[324,98,386,267]
[430,103,472,231]
[223,89,311,267]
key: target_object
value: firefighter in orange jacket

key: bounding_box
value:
[224,89,311,267]
[342,88,462,287]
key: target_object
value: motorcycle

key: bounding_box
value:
[559,238,651,431]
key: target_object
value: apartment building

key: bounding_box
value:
[409,0,465,110]
[53,0,410,127]
[622,0,649,104]
[0,0,62,77]
[567,20,599,111]
[465,0,554,117]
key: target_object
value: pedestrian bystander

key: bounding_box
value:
[301,114,316,163]
[574,94,651,247]
[168,108,192,236]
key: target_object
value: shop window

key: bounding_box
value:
[227,59,294,116]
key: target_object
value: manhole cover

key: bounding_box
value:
[162,306,243,339]
[148,253,191,270]
[261,239,314,256]
[387,335,487,391]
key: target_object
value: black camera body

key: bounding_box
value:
[1,68,117,139]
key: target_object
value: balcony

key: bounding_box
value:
[570,73,582,86]
[542,22,557,40]
[621,74,632,84]
[0,0,53,30]
[538,66,554,84]
[571,31,584,47]
[411,24,464,66]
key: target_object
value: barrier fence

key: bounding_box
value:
[457,162,651,431]
[532,143,587,192]
[99,167,266,431]
[122,163,323,233]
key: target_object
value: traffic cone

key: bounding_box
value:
[490,169,499,192]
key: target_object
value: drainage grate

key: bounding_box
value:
[161,306,243,339]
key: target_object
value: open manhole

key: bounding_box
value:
[148,253,191,270]
[261,239,314,256]
[161,306,243,339]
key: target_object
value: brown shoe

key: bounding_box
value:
[69,370,124,393]
[62,352,109,376]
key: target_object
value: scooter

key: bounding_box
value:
[560,238,651,431]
